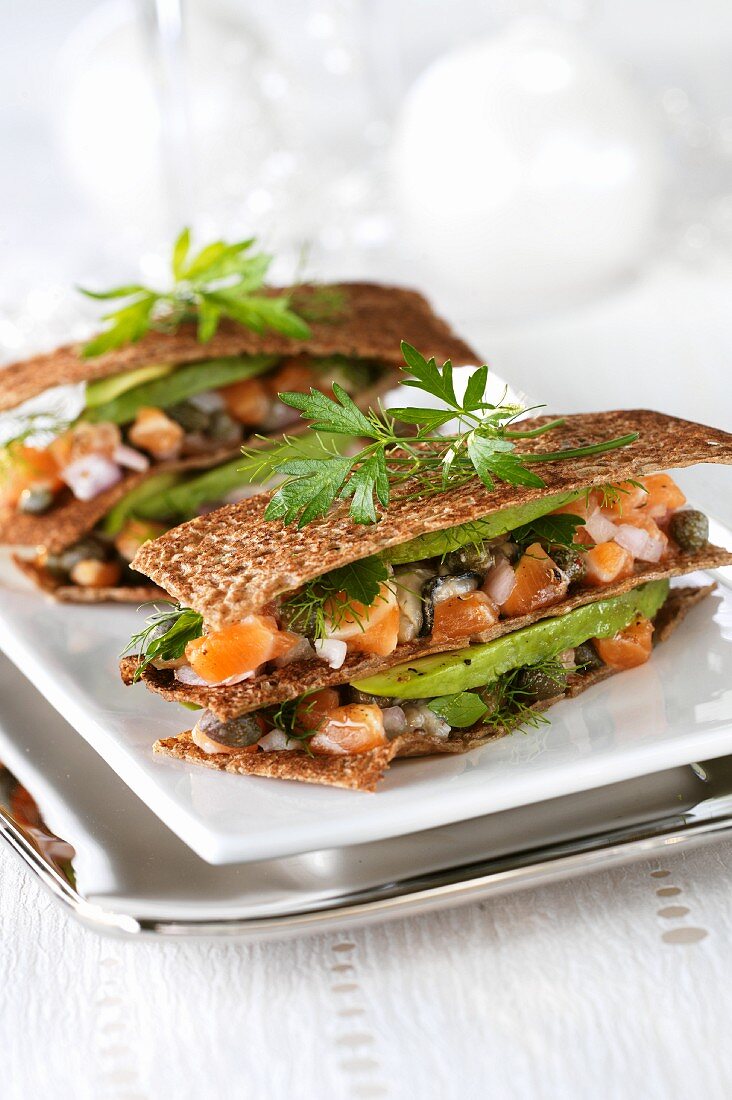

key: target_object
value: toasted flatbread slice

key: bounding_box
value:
[0,282,478,413]
[132,409,732,630]
[153,583,714,791]
[122,543,732,718]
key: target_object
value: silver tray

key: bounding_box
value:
[2,653,732,940]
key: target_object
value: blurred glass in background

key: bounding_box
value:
[1,0,732,469]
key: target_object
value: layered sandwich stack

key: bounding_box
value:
[0,284,475,601]
[122,404,732,790]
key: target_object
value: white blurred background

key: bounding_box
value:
[2,0,732,512]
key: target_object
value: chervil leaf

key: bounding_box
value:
[264,456,354,527]
[279,385,375,436]
[339,450,389,524]
[388,407,456,429]
[196,297,221,342]
[513,513,585,550]
[428,691,489,728]
[326,556,388,605]
[400,341,459,408]
[80,230,310,356]
[463,365,490,411]
[78,284,147,301]
[246,342,637,529]
[171,227,191,280]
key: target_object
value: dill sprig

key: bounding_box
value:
[280,556,389,641]
[79,228,311,358]
[587,479,647,513]
[244,342,639,529]
[122,602,203,681]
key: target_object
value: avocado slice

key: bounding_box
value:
[100,470,186,536]
[351,580,669,699]
[85,362,176,409]
[83,355,278,425]
[104,431,354,526]
[382,490,581,565]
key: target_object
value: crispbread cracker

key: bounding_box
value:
[131,409,732,630]
[0,283,478,412]
[152,584,713,790]
[123,543,732,719]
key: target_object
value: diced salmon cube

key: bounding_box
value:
[186,615,298,683]
[500,543,569,617]
[637,473,686,520]
[220,378,272,426]
[310,704,388,755]
[432,591,498,642]
[583,541,635,586]
[594,615,654,669]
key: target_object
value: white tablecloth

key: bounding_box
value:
[3,835,731,1099]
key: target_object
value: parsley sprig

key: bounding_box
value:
[122,602,203,681]
[245,342,638,529]
[80,229,311,358]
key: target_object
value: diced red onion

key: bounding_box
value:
[483,558,517,606]
[189,390,225,413]
[614,523,664,562]
[258,729,298,752]
[381,706,407,737]
[60,454,122,501]
[314,638,348,669]
[113,444,149,472]
[273,636,314,667]
[585,510,617,544]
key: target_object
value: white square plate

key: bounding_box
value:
[1,520,732,865]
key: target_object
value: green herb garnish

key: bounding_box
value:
[80,228,311,357]
[245,342,638,529]
[512,513,586,553]
[281,555,389,641]
[427,691,489,728]
[123,602,204,681]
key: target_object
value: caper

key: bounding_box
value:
[442,542,494,574]
[18,486,53,515]
[348,688,398,706]
[551,546,586,585]
[477,683,502,714]
[515,665,568,701]
[167,401,211,433]
[574,640,604,673]
[59,536,109,572]
[669,509,709,552]
[194,710,263,749]
[208,410,243,444]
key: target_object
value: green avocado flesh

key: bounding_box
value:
[382,490,580,565]
[351,580,669,699]
[83,355,277,424]
[100,470,186,535]
[101,431,352,528]
[84,362,176,408]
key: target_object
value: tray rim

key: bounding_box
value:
[3,778,732,940]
